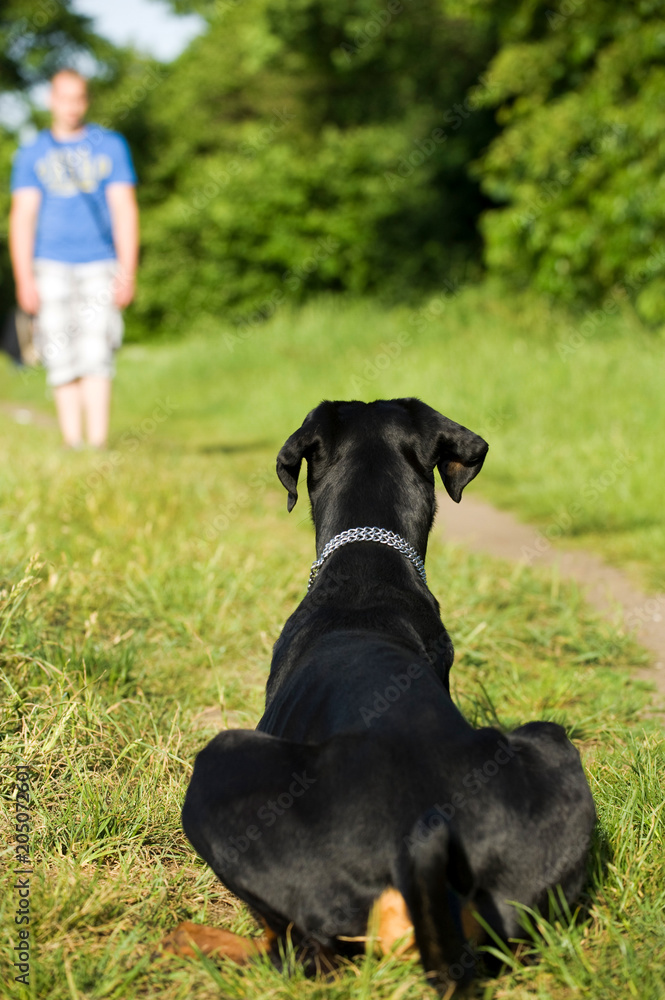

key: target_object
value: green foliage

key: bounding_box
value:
[121,0,497,336]
[474,0,665,322]
[7,0,665,333]
[0,0,96,90]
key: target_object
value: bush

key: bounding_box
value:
[474,0,665,324]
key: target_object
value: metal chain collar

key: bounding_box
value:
[307,526,427,591]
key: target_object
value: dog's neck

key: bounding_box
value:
[310,484,436,562]
[308,526,428,591]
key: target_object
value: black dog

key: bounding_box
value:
[168,398,596,991]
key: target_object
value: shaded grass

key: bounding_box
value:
[0,287,663,997]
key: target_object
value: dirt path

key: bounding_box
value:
[438,496,665,705]
[0,400,56,428]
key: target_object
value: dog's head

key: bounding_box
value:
[276,399,488,552]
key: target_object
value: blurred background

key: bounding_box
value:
[3,0,665,337]
[2,6,665,997]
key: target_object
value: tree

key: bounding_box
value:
[0,0,99,90]
[128,0,499,336]
[473,0,665,322]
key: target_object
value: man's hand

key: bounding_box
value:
[16,274,40,315]
[113,269,136,309]
[107,183,139,309]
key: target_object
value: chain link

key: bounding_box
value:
[307,526,427,591]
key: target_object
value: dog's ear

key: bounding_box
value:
[276,404,331,512]
[406,399,489,503]
[435,419,489,503]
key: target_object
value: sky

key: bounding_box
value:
[70,0,206,62]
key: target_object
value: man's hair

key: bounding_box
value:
[50,68,88,88]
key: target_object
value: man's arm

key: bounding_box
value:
[106,182,139,308]
[9,188,42,314]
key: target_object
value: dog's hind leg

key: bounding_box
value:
[176,727,384,961]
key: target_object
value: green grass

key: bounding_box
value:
[0,285,663,998]
[4,279,664,588]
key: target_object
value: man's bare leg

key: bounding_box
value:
[81,375,111,448]
[53,380,83,447]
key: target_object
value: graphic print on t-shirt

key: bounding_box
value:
[10,126,137,263]
[35,146,113,196]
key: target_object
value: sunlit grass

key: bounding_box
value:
[0,286,663,997]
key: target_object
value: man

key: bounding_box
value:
[9,68,138,448]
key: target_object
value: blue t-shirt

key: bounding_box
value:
[10,124,137,264]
